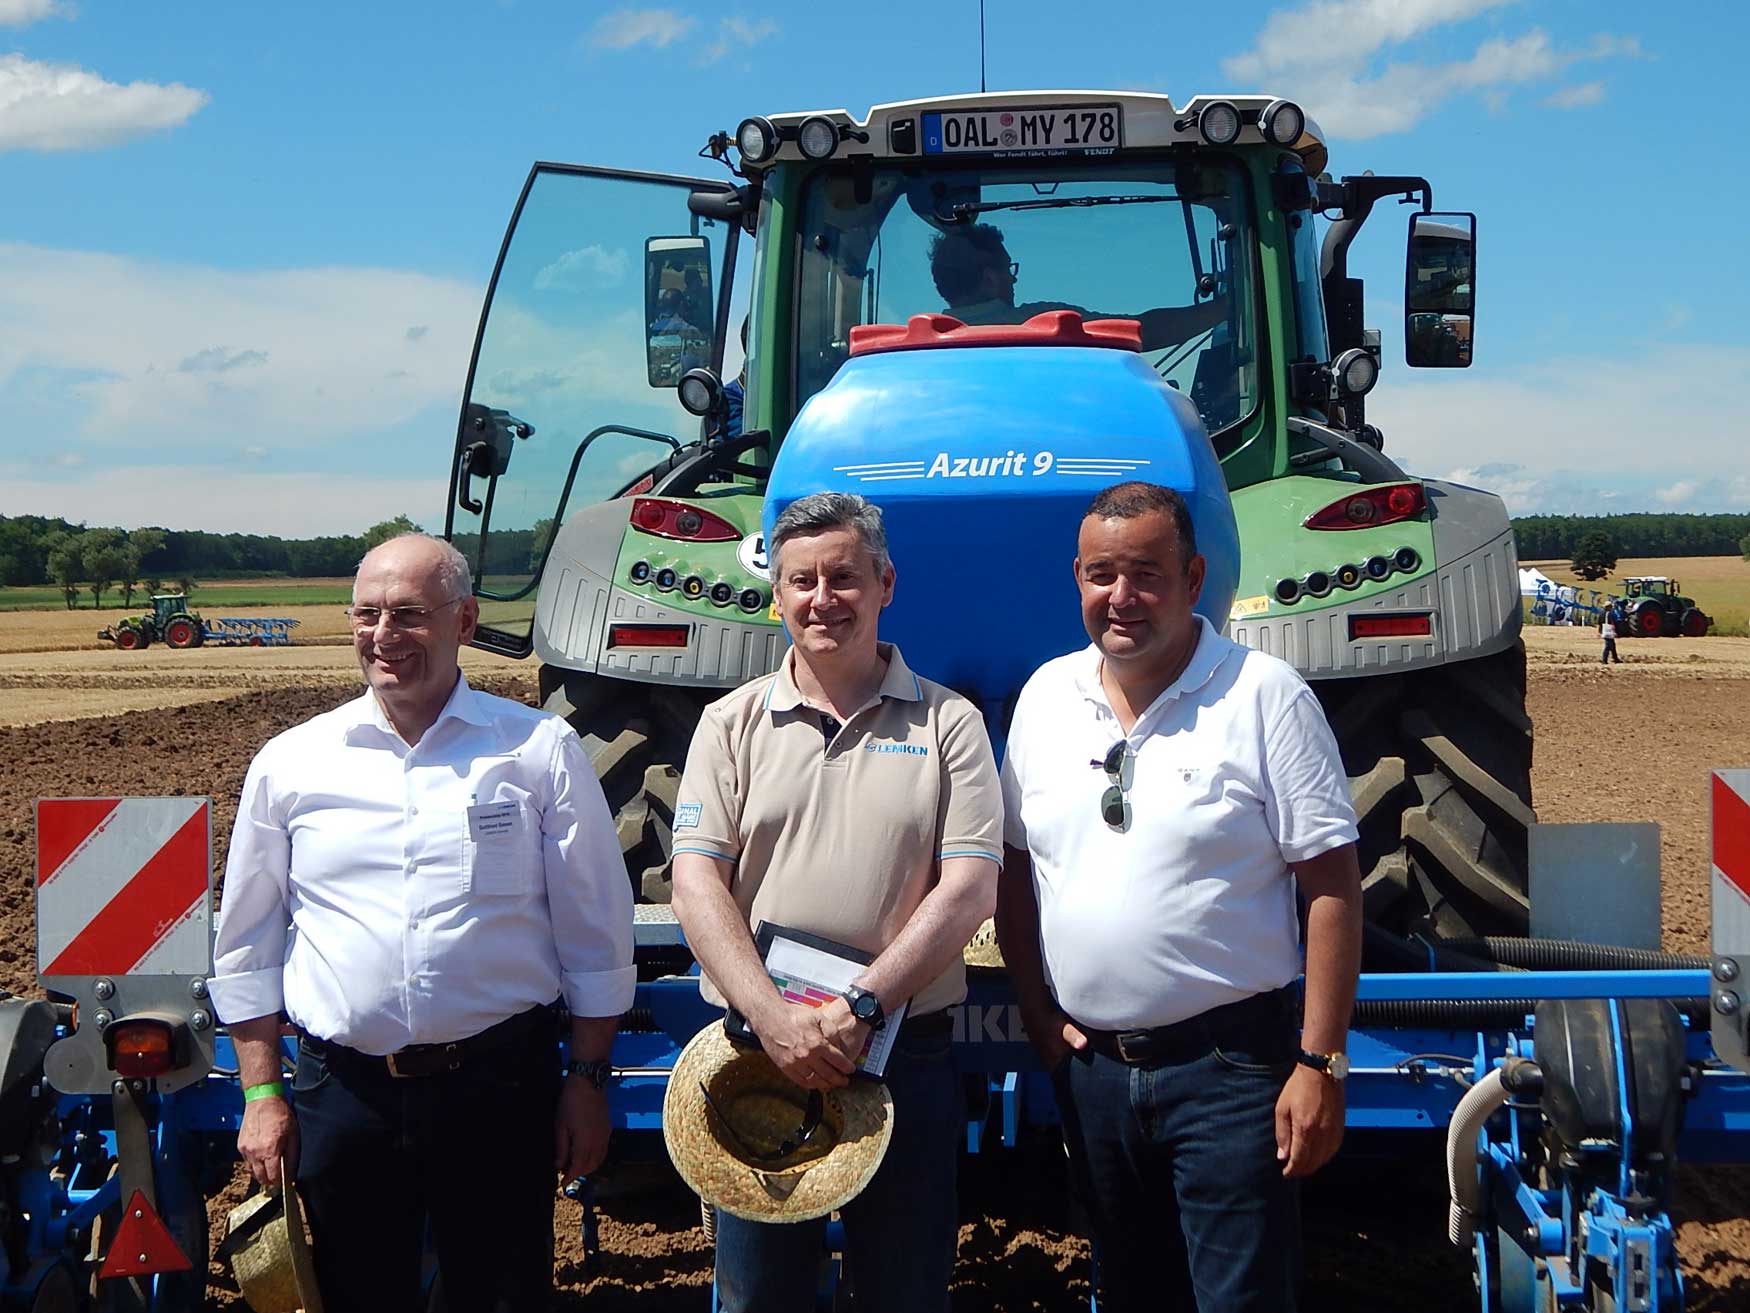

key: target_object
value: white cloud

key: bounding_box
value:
[0,242,481,456]
[588,8,694,51]
[0,0,67,25]
[1368,343,1748,515]
[1224,3,1642,139]
[0,54,209,152]
[701,17,778,64]
[532,244,630,291]
[1544,80,1606,110]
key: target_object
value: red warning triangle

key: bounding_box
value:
[98,1190,193,1279]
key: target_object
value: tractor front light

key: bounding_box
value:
[1334,348,1379,396]
[737,117,779,164]
[797,116,840,160]
[1198,101,1242,147]
[1260,99,1305,146]
[678,368,723,417]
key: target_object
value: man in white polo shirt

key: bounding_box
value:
[670,491,1003,1313]
[996,482,1362,1312]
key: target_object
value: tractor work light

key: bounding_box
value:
[106,1019,177,1079]
[737,116,779,164]
[1349,613,1433,641]
[1197,101,1242,146]
[1304,483,1427,531]
[629,497,740,543]
[608,624,691,649]
[1260,99,1305,146]
[1333,347,1379,396]
[797,116,840,160]
[678,368,723,417]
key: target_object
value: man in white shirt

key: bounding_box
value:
[210,534,634,1313]
[996,483,1362,1312]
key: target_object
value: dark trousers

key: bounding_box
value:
[1602,637,1618,663]
[712,1017,960,1313]
[292,1016,561,1313]
[1056,997,1301,1313]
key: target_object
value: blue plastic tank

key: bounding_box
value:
[762,313,1240,737]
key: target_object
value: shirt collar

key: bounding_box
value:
[344,671,482,743]
[765,642,922,715]
[1071,615,1229,719]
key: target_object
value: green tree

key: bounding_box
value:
[530,517,555,571]
[362,515,424,549]
[1571,529,1619,581]
[81,528,128,609]
[43,532,86,608]
[119,527,167,607]
[1741,531,1750,562]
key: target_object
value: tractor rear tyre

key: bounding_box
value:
[1312,641,1534,941]
[540,666,710,904]
[164,616,200,649]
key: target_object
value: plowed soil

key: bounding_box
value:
[2,629,1747,1309]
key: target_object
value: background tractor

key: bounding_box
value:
[444,90,1529,946]
[1617,576,1710,637]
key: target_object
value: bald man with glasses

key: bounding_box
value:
[994,483,1362,1313]
[210,533,633,1312]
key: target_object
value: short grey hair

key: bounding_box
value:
[357,533,474,600]
[770,492,892,576]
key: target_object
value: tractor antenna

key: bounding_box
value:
[979,0,987,93]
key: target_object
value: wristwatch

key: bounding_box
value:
[1297,1049,1349,1082]
[843,985,887,1031]
[565,1058,614,1089]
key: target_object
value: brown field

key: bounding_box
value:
[0,629,1745,1308]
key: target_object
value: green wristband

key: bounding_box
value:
[243,1081,286,1102]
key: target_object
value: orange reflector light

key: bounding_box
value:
[1349,614,1433,640]
[106,1020,176,1078]
[607,624,690,649]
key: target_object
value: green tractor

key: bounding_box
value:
[1617,576,1710,638]
[444,90,1531,939]
[98,594,205,651]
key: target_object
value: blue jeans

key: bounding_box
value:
[713,1017,960,1313]
[1055,999,1301,1313]
[292,1015,561,1313]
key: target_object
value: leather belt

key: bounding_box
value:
[303,1004,556,1080]
[1079,986,1296,1067]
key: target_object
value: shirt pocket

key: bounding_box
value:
[463,798,543,897]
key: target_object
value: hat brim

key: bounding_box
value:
[224,1165,323,1313]
[663,1022,893,1223]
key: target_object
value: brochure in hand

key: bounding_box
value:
[723,922,909,1078]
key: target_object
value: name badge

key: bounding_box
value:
[468,800,521,842]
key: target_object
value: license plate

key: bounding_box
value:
[922,105,1122,157]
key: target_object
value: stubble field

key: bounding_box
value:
[0,626,1746,1308]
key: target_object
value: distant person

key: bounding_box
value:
[210,533,634,1312]
[927,222,1225,350]
[1600,607,1619,665]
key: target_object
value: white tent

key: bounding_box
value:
[1519,567,1558,597]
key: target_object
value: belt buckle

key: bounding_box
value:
[1115,1032,1143,1064]
[385,1050,412,1079]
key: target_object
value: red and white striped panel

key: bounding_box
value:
[1715,771,1750,958]
[35,798,211,978]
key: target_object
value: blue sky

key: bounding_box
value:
[1,0,1742,535]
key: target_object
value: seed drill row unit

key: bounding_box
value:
[5,783,1750,1311]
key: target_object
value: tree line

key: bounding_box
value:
[1512,513,1750,564]
[0,514,421,608]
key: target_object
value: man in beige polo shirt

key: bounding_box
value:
[670,490,1002,1313]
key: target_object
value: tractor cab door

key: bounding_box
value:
[445,164,740,654]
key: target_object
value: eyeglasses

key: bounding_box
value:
[1092,740,1134,831]
[345,596,466,631]
[699,1082,825,1164]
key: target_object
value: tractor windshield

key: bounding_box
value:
[794,157,1258,440]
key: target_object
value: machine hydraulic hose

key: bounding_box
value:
[1446,1057,1542,1246]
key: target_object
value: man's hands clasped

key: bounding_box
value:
[755,998,864,1090]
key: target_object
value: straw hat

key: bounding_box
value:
[218,1166,323,1313]
[663,1023,893,1223]
[963,916,1005,969]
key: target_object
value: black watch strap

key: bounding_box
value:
[566,1058,614,1089]
[844,985,886,1031]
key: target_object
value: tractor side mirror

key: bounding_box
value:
[645,235,714,388]
[1404,212,1475,369]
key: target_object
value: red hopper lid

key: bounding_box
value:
[849,310,1143,357]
